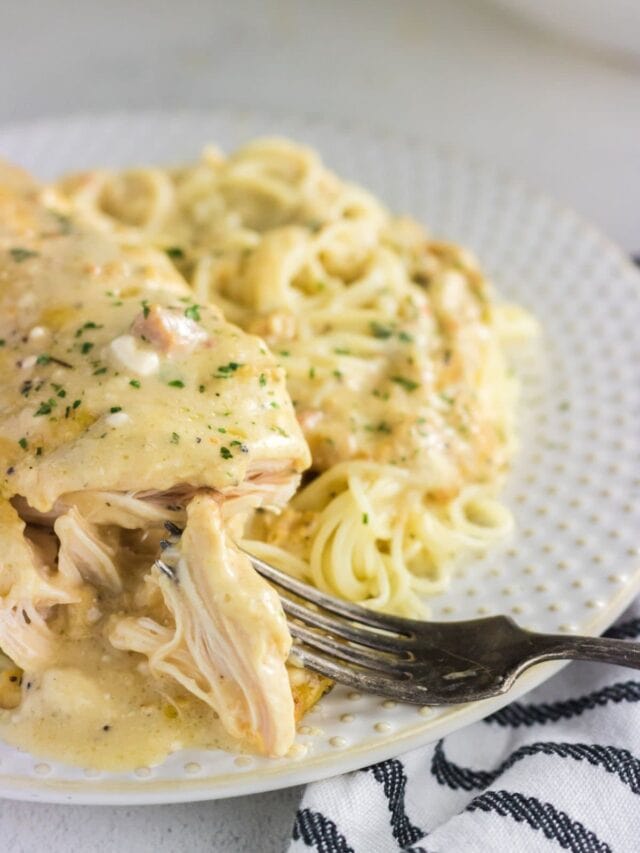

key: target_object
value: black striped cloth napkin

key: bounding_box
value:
[288,258,640,853]
[289,599,640,852]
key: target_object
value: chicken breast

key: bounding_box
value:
[0,161,311,757]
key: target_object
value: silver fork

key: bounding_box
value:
[247,553,640,704]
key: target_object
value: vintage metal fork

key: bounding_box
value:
[248,553,640,704]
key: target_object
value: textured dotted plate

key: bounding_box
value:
[0,110,639,804]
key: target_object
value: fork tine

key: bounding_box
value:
[292,643,429,703]
[246,551,415,635]
[288,621,409,673]
[280,594,411,653]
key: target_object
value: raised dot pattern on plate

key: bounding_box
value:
[0,109,638,804]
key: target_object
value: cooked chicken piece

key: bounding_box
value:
[0,160,312,757]
[131,304,209,354]
[0,501,77,671]
[54,508,121,593]
[110,494,294,757]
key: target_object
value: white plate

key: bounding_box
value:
[0,110,639,804]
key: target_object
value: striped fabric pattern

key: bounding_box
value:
[289,600,640,852]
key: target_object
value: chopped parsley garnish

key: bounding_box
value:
[279,350,290,357]
[259,373,267,387]
[370,321,393,339]
[308,366,316,379]
[398,331,414,343]
[75,321,103,338]
[334,348,351,355]
[184,304,201,322]
[220,446,233,460]
[18,437,28,450]
[34,399,56,417]
[80,342,94,354]
[35,446,43,457]
[215,362,242,375]
[93,366,107,375]
[332,369,343,380]
[56,388,66,398]
[439,392,454,406]
[141,299,150,318]
[167,379,185,388]
[9,247,39,262]
[166,247,185,260]
[362,512,368,525]
[110,406,122,413]
[198,384,205,393]
[364,421,392,434]
[36,354,51,365]
[170,432,180,444]
[391,376,419,392]
[129,379,141,388]
[72,399,81,409]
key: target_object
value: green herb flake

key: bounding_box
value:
[9,247,39,262]
[362,512,368,525]
[370,321,393,339]
[93,366,107,375]
[198,384,205,393]
[56,388,66,398]
[184,304,201,322]
[110,406,122,414]
[80,342,94,354]
[141,299,150,318]
[258,373,267,387]
[35,446,43,457]
[34,399,56,417]
[129,379,141,389]
[36,354,51,365]
[166,247,185,260]
[391,376,419,392]
[0,339,5,347]
[168,379,185,388]
[220,446,233,460]
[215,362,242,376]
[308,366,316,380]
[72,399,81,409]
[398,331,414,343]
[18,437,28,450]
[364,421,392,435]
[170,432,180,444]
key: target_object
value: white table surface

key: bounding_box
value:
[0,1,638,850]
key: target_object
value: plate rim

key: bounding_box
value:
[0,107,639,804]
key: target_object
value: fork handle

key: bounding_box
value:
[525,631,640,671]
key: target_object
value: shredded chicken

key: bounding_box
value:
[54,508,121,593]
[109,494,294,756]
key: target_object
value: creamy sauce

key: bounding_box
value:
[0,640,242,771]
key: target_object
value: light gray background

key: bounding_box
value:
[0,2,638,851]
